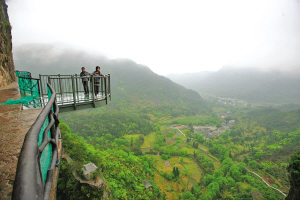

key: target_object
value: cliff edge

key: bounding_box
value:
[0,0,15,87]
[285,150,300,200]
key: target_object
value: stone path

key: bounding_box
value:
[0,82,42,200]
[176,128,186,137]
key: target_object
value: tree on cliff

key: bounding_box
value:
[285,150,300,200]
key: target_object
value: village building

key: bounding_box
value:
[143,180,153,189]
[227,120,236,128]
[82,163,98,180]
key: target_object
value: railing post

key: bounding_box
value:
[37,79,43,107]
[104,76,107,105]
[71,75,76,110]
[75,74,79,99]
[92,75,95,107]
[30,78,33,95]
[108,74,111,100]
[101,76,104,96]
[39,74,44,98]
[48,76,51,85]
[58,74,63,101]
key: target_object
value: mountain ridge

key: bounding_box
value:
[14,44,207,115]
[167,66,300,104]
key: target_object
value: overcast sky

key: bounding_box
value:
[7,0,300,75]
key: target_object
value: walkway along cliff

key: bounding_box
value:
[10,72,111,200]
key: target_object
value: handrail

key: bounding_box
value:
[15,70,32,78]
[17,74,41,96]
[44,74,111,110]
[48,75,107,80]
[18,75,40,81]
[12,83,60,200]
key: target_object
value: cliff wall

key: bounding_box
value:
[0,0,15,87]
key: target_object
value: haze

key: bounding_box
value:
[7,0,300,75]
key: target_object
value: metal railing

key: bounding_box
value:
[39,74,71,99]
[17,75,41,96]
[15,70,40,96]
[12,83,60,200]
[42,74,111,110]
[15,70,32,78]
[15,71,111,111]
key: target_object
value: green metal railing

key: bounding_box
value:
[15,70,40,96]
[15,70,31,78]
[17,75,40,96]
[12,83,60,200]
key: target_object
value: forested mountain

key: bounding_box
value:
[167,67,300,104]
[58,106,300,199]
[15,44,300,199]
[14,44,206,115]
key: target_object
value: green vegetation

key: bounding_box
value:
[2,19,11,31]
[58,121,162,199]
[58,104,300,199]
[55,60,299,199]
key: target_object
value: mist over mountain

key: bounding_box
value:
[14,44,206,115]
[167,66,300,104]
[167,71,214,89]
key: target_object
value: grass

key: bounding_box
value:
[147,116,228,197]
[141,132,156,149]
[206,154,223,170]
[181,147,197,155]
[150,155,201,199]
[198,143,209,152]
[241,182,249,189]
[166,132,175,138]
[166,138,176,145]
[123,134,140,140]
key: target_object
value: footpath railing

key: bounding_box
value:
[15,70,40,96]
[15,70,31,78]
[12,83,61,200]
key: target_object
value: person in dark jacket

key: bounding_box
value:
[80,67,90,94]
[91,66,106,98]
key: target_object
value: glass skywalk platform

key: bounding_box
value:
[16,71,111,112]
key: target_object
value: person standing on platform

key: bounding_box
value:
[80,67,90,95]
[91,66,106,98]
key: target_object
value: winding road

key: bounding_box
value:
[245,167,286,197]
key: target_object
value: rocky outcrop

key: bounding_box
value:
[285,150,300,200]
[0,0,15,87]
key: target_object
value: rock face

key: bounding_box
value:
[285,151,300,200]
[0,0,15,87]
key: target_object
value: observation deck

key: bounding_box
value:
[16,71,111,112]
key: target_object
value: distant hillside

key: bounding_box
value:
[14,44,206,115]
[166,71,214,89]
[167,67,300,104]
